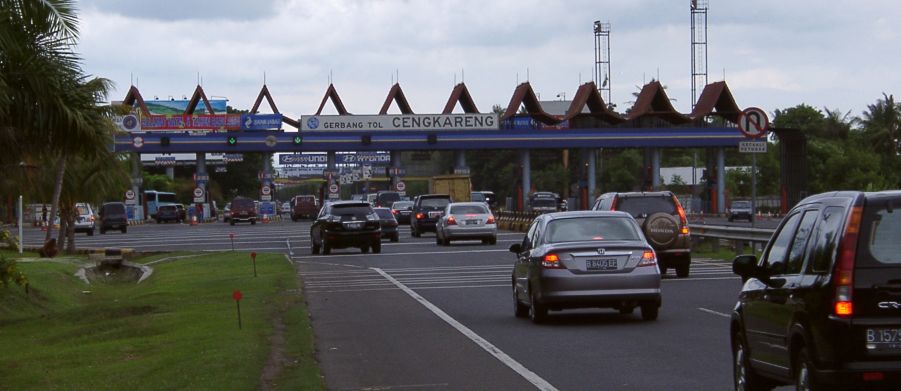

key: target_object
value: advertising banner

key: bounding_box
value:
[336,152,390,165]
[280,154,328,165]
[144,99,228,115]
[240,114,283,130]
[140,114,242,130]
[301,114,499,131]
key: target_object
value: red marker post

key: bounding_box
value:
[232,290,243,329]
[229,233,235,251]
[251,252,257,278]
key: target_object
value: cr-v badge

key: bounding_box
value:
[878,301,901,309]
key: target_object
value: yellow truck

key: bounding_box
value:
[429,175,471,202]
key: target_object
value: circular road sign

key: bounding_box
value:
[396,181,406,192]
[193,187,205,198]
[264,135,277,148]
[125,190,135,200]
[261,185,271,195]
[738,107,769,138]
[133,136,144,148]
[329,183,339,194]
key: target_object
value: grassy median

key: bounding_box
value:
[0,250,323,391]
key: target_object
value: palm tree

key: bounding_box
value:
[858,93,900,158]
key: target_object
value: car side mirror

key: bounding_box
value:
[509,243,522,253]
[732,254,759,281]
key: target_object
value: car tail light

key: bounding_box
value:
[638,250,657,267]
[863,372,884,382]
[416,213,424,220]
[89,216,95,222]
[610,196,618,211]
[486,215,496,224]
[447,216,457,225]
[541,253,565,269]
[392,209,399,215]
[671,194,688,228]
[833,205,862,318]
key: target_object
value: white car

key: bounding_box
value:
[73,203,96,236]
[435,202,497,245]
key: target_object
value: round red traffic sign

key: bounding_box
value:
[329,183,339,193]
[396,181,406,192]
[738,107,769,138]
[261,185,271,195]
[125,190,136,200]
[193,187,204,198]
[232,290,243,301]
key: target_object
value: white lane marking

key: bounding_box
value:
[698,307,731,318]
[662,276,740,282]
[305,284,510,294]
[373,268,558,391]
[286,238,294,256]
[296,248,511,258]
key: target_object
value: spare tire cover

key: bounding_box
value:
[643,212,679,248]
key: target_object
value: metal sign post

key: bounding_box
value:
[18,195,23,254]
[738,107,770,227]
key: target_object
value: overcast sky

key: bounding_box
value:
[76,0,900,124]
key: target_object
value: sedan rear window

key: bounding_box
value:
[420,198,450,209]
[450,205,488,214]
[332,205,372,218]
[545,217,641,243]
[374,209,394,219]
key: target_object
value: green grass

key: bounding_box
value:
[692,239,760,262]
[0,251,323,391]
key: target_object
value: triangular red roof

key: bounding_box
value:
[185,85,215,115]
[501,82,559,125]
[379,83,414,114]
[563,82,624,124]
[442,83,479,114]
[122,85,150,116]
[627,81,691,124]
[315,84,349,115]
[690,81,741,123]
[250,84,279,114]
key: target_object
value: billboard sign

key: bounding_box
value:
[337,152,391,165]
[140,114,242,130]
[240,114,283,130]
[280,154,328,165]
[143,99,228,115]
[301,114,499,131]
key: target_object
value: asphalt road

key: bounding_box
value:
[20,220,758,390]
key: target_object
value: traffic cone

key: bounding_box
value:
[262,214,270,224]
[191,215,198,226]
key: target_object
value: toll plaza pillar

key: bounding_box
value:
[131,153,143,220]
[588,149,597,204]
[454,150,468,174]
[390,151,402,189]
[651,148,662,190]
[327,151,337,200]
[717,148,726,215]
[165,166,175,180]
[520,150,531,212]
[196,153,208,220]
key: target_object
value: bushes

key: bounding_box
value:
[0,254,27,288]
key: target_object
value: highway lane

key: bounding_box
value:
[20,220,748,389]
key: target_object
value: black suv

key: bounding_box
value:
[731,190,901,390]
[310,201,381,255]
[410,194,452,237]
[592,191,691,277]
[99,202,128,234]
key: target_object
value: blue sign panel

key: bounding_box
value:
[503,116,539,130]
[241,114,283,130]
[260,202,275,215]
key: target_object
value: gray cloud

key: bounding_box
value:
[78,0,282,21]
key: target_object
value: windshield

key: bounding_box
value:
[470,193,486,202]
[545,217,641,243]
[450,204,489,214]
[732,201,751,208]
[392,201,413,209]
[532,198,557,207]
[158,193,177,203]
[332,205,372,218]
[421,198,450,210]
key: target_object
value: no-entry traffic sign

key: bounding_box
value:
[396,181,406,192]
[738,107,769,138]
[329,183,339,194]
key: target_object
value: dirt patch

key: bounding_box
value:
[259,314,288,390]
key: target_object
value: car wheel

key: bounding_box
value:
[619,306,635,315]
[729,216,734,222]
[372,242,381,254]
[251,220,256,225]
[230,220,235,226]
[322,239,331,255]
[796,347,819,391]
[361,246,370,254]
[659,265,668,276]
[87,229,94,237]
[311,236,320,254]
[391,234,399,243]
[640,301,658,321]
[121,227,127,234]
[489,236,497,245]
[435,235,442,245]
[482,238,490,244]
[100,228,106,234]
[529,287,547,324]
[513,284,528,318]
[676,255,691,278]
[733,331,774,391]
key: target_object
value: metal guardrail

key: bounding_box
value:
[688,224,775,244]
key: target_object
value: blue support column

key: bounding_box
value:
[454,150,468,173]
[327,151,337,200]
[588,149,597,200]
[131,153,143,220]
[717,148,726,214]
[521,150,531,211]
[196,153,207,220]
[652,148,662,190]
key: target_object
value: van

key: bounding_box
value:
[291,195,319,221]
[731,190,901,389]
[375,191,401,208]
[99,202,128,234]
[229,197,257,225]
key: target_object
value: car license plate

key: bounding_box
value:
[867,328,901,352]
[465,219,479,225]
[586,258,618,271]
[429,211,442,218]
[344,222,363,230]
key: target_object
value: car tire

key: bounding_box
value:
[87,229,94,237]
[796,347,820,391]
[121,227,127,234]
[659,265,668,276]
[529,287,547,324]
[513,285,528,318]
[100,228,106,234]
[489,237,497,245]
[733,331,774,391]
[372,242,381,254]
[391,234,399,243]
[361,246,369,254]
[729,216,734,222]
[435,235,442,245]
[676,255,691,278]
[619,306,635,315]
[251,220,256,225]
[322,239,331,255]
[640,301,658,321]
[482,238,490,244]
[156,218,162,224]
[311,237,320,255]
[230,220,235,226]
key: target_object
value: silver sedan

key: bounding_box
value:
[435,202,497,245]
[510,211,661,323]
